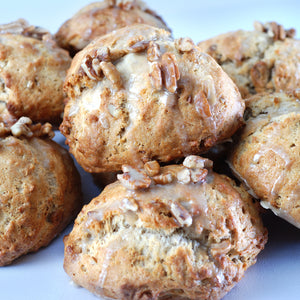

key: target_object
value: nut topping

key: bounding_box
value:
[100,61,123,89]
[175,37,194,52]
[117,165,151,190]
[161,52,180,93]
[144,160,160,177]
[170,201,192,227]
[10,117,33,137]
[153,173,173,185]
[149,62,163,90]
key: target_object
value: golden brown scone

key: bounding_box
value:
[55,0,170,55]
[198,21,299,98]
[0,19,72,123]
[60,24,244,173]
[0,118,82,266]
[228,90,300,228]
[64,155,267,300]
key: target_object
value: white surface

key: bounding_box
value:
[1,1,300,299]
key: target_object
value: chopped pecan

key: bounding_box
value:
[127,36,149,52]
[96,47,111,62]
[153,173,173,185]
[100,61,123,89]
[81,55,99,80]
[170,201,192,227]
[175,37,194,52]
[149,62,163,90]
[210,240,231,256]
[254,21,296,41]
[250,61,270,91]
[147,42,161,62]
[183,155,213,169]
[10,117,33,137]
[144,160,160,177]
[190,168,208,183]
[117,165,151,190]
[177,167,191,184]
[161,52,180,93]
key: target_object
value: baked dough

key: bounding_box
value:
[0,19,71,123]
[55,0,170,55]
[228,90,300,228]
[0,118,82,266]
[198,22,299,98]
[60,24,244,173]
[64,155,267,299]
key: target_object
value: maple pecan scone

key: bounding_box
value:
[60,24,244,173]
[55,0,170,56]
[228,90,300,228]
[0,19,71,123]
[198,22,299,98]
[64,155,267,300]
[0,118,82,266]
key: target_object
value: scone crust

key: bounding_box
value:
[198,22,299,98]
[60,24,244,173]
[64,156,267,299]
[0,20,71,123]
[55,0,170,54]
[0,133,82,266]
[229,90,300,228]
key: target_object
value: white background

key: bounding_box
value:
[1,1,300,299]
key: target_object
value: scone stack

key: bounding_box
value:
[0,19,82,265]
[1,0,300,299]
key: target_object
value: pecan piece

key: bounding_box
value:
[81,55,99,80]
[153,173,173,185]
[127,36,149,52]
[250,61,270,91]
[175,37,194,52]
[177,167,191,184]
[161,52,180,93]
[100,61,123,89]
[147,42,161,62]
[117,165,151,190]
[149,62,163,90]
[144,160,160,177]
[170,201,192,227]
[183,155,213,169]
[10,117,33,137]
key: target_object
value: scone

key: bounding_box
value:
[198,22,299,98]
[0,19,72,123]
[0,117,82,266]
[228,90,300,228]
[60,24,244,173]
[55,0,170,56]
[64,155,267,300]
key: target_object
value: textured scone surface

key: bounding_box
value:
[55,0,170,55]
[0,20,71,123]
[60,24,244,173]
[198,22,299,98]
[0,135,82,266]
[228,90,300,228]
[64,156,267,300]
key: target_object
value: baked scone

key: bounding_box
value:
[55,0,170,56]
[198,22,299,98]
[60,24,244,173]
[0,118,82,266]
[0,19,72,123]
[228,90,300,228]
[64,155,267,299]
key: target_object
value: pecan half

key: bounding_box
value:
[149,62,163,90]
[100,61,123,89]
[144,160,160,177]
[153,173,173,185]
[170,201,192,227]
[161,52,180,93]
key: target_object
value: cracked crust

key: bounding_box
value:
[60,24,244,173]
[64,156,267,299]
[198,21,300,98]
[228,90,300,228]
[0,19,71,123]
[55,0,170,55]
[0,134,82,266]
